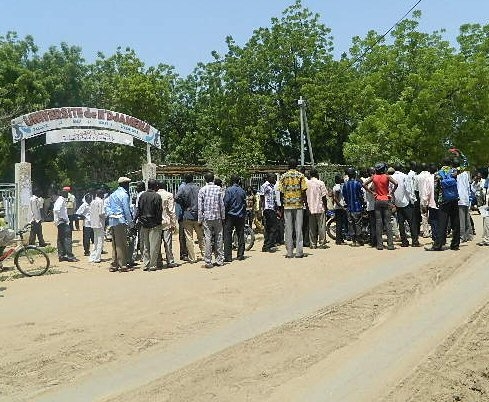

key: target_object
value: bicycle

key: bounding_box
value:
[0,224,51,277]
[232,223,255,251]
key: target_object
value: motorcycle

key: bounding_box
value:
[326,209,371,245]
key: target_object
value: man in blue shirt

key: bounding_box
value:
[106,176,133,271]
[342,168,365,246]
[223,175,247,262]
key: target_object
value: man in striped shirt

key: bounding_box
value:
[198,172,225,268]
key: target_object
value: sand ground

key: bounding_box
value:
[1,215,489,401]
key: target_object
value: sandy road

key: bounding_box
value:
[1,217,488,401]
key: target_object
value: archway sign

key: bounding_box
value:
[10,107,161,229]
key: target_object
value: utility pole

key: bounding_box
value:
[298,96,315,167]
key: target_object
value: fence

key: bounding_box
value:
[0,183,18,230]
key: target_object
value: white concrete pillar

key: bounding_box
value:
[142,163,157,184]
[15,162,32,231]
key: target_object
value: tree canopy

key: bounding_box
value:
[0,0,488,187]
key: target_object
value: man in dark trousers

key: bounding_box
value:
[136,179,163,271]
[223,175,247,262]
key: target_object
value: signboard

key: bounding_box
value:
[46,129,134,146]
[11,107,161,148]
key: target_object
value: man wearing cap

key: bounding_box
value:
[106,177,133,272]
[53,187,78,262]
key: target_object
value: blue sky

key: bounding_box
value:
[1,1,488,76]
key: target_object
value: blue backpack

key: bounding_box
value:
[438,169,459,202]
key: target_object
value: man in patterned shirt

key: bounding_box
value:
[198,172,225,268]
[278,158,308,258]
[259,173,278,252]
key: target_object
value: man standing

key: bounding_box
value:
[425,159,460,251]
[76,194,94,256]
[259,173,278,252]
[89,189,105,263]
[64,186,77,231]
[421,164,440,245]
[29,187,47,247]
[278,158,308,258]
[342,168,365,246]
[176,174,204,263]
[157,181,179,268]
[53,187,78,262]
[306,169,328,248]
[363,163,398,250]
[198,172,225,268]
[223,175,247,262]
[333,174,347,245]
[106,177,133,272]
[455,160,473,242]
[136,179,163,271]
[392,165,420,247]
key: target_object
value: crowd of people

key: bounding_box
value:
[26,156,489,272]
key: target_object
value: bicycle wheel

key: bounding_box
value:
[244,226,255,251]
[14,246,50,277]
[326,218,337,240]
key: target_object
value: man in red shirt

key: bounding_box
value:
[363,163,398,250]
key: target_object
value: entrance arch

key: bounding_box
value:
[11,106,161,229]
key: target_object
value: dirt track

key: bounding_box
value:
[1,216,489,401]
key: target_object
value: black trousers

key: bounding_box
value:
[29,220,46,246]
[302,209,310,247]
[57,222,74,258]
[224,215,245,260]
[396,204,419,244]
[335,208,347,243]
[82,226,94,253]
[263,209,278,251]
[434,200,460,249]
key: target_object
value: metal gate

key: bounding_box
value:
[0,183,18,230]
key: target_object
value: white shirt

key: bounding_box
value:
[392,172,411,208]
[29,195,43,222]
[457,171,471,206]
[421,173,437,209]
[89,197,105,229]
[417,171,431,206]
[53,196,69,226]
[76,201,91,228]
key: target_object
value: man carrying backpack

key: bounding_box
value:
[425,158,460,251]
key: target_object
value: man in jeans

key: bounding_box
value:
[278,158,308,258]
[136,179,163,271]
[260,173,278,252]
[198,172,225,268]
[223,175,247,262]
[176,174,204,264]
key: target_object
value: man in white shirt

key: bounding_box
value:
[76,193,94,256]
[455,160,473,242]
[89,189,105,263]
[392,165,420,247]
[416,163,432,238]
[421,164,439,243]
[28,187,48,247]
[53,187,78,262]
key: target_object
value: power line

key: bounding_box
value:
[347,0,424,68]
